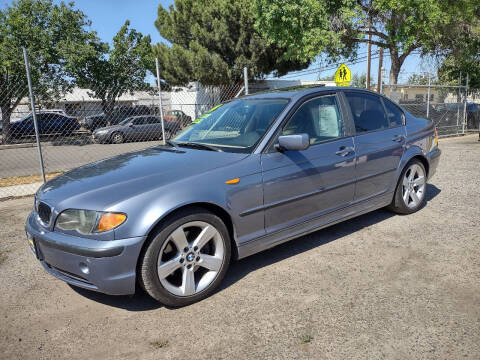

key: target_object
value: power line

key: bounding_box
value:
[278,50,422,80]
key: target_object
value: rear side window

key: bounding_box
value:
[132,117,146,125]
[383,98,404,127]
[345,93,389,133]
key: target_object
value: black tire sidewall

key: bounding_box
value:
[139,208,231,307]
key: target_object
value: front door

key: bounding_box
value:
[343,91,406,201]
[261,93,356,234]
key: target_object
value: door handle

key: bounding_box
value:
[392,134,405,142]
[335,146,354,156]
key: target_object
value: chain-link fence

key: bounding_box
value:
[1,51,478,198]
[382,84,479,136]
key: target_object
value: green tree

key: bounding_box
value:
[407,73,431,85]
[0,0,97,143]
[153,0,310,86]
[351,73,375,88]
[67,21,153,122]
[256,0,477,85]
[438,22,480,89]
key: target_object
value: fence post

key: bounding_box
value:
[22,47,46,183]
[462,73,469,134]
[155,58,166,144]
[243,67,249,95]
[426,73,431,119]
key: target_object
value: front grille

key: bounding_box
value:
[37,201,52,226]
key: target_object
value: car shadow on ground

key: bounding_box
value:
[70,184,441,311]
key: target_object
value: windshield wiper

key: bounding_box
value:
[176,141,222,152]
[165,140,178,148]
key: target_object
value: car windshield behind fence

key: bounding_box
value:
[173,99,289,152]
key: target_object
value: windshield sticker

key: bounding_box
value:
[192,104,223,124]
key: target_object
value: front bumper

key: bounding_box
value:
[427,147,441,180]
[92,132,110,143]
[25,212,145,295]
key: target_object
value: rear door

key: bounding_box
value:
[343,91,406,201]
[261,92,357,234]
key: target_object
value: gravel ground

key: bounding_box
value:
[0,135,479,360]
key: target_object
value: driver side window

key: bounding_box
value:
[281,95,344,145]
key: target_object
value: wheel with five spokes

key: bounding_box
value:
[139,208,231,307]
[388,159,427,214]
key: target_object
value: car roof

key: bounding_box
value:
[242,86,381,101]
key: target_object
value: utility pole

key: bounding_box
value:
[376,48,383,93]
[366,18,372,89]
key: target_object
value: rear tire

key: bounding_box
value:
[387,159,427,214]
[139,208,231,307]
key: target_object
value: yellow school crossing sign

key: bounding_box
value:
[334,63,351,87]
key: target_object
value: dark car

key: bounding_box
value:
[466,102,480,131]
[9,112,80,138]
[92,115,178,144]
[83,105,152,131]
[164,110,192,128]
[27,87,441,307]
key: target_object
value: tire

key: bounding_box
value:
[111,132,124,144]
[139,207,231,307]
[387,159,427,214]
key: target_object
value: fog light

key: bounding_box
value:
[79,262,90,274]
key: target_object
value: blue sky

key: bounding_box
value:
[2,0,428,83]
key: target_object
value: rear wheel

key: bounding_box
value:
[387,159,427,214]
[139,208,231,307]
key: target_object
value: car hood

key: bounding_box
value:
[94,125,123,133]
[36,146,248,210]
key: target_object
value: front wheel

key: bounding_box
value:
[387,159,427,214]
[139,208,231,307]
[111,132,124,144]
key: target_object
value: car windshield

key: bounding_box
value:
[119,117,132,126]
[173,98,289,153]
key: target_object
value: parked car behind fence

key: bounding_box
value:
[9,112,80,138]
[92,115,178,144]
[164,110,192,128]
[82,105,153,131]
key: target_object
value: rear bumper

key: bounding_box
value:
[427,147,441,180]
[25,212,145,295]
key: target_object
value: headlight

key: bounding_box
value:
[95,129,108,135]
[55,209,126,234]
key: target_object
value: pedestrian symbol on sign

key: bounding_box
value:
[334,64,351,87]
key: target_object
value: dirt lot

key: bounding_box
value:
[0,135,479,359]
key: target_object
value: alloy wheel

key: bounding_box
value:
[402,163,426,208]
[157,221,225,297]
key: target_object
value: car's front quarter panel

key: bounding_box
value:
[109,154,265,246]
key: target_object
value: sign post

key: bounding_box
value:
[334,64,351,87]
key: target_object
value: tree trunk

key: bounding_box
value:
[389,55,402,85]
[0,103,13,144]
[101,98,115,125]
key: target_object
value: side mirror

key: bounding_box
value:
[276,133,310,152]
